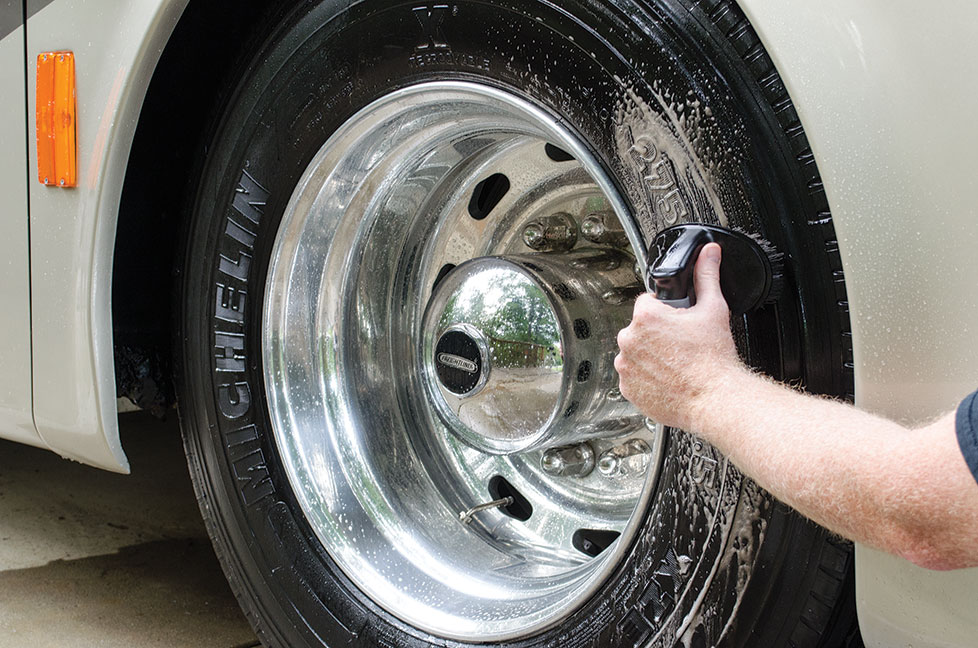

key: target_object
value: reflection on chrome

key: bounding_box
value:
[261,82,664,642]
[422,252,638,455]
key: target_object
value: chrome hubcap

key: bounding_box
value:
[422,251,638,455]
[263,82,663,641]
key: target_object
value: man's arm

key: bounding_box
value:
[615,243,978,570]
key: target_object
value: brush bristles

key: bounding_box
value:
[739,229,785,306]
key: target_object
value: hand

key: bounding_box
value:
[614,243,742,430]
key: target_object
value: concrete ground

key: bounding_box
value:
[0,412,259,648]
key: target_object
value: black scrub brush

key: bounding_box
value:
[646,224,784,316]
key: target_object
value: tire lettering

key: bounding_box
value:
[615,548,684,647]
[690,440,718,485]
[627,131,688,225]
[224,217,256,248]
[619,610,653,647]
[226,425,274,507]
[628,134,659,165]
[231,447,275,506]
[218,381,251,420]
[231,170,269,226]
[642,158,674,191]
[656,187,687,224]
[219,250,252,282]
[215,331,247,372]
[412,4,450,50]
[226,423,259,449]
[211,167,276,509]
[226,426,273,506]
[215,283,246,323]
[408,50,489,71]
[408,4,488,71]
[218,169,268,282]
[643,553,678,623]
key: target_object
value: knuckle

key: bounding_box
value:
[613,352,624,371]
[635,293,661,315]
[616,327,632,348]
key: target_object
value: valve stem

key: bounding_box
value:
[459,496,514,524]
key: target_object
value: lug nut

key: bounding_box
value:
[521,212,578,252]
[580,217,604,240]
[541,443,596,477]
[521,222,546,248]
[597,439,652,477]
[581,212,629,247]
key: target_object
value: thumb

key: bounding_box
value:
[694,242,725,306]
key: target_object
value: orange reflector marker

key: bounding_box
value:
[36,51,77,188]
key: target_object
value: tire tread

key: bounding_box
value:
[692,0,859,645]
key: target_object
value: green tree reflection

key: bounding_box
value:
[443,267,562,369]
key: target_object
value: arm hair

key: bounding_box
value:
[688,370,978,570]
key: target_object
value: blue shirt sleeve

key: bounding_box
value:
[956,390,978,485]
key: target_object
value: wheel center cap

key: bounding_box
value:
[421,257,564,454]
[434,326,489,396]
[421,252,636,455]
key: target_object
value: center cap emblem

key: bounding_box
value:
[437,353,478,373]
[434,327,488,396]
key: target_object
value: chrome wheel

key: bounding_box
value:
[263,82,663,641]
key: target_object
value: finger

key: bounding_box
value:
[693,242,725,306]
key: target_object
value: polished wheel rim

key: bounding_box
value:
[263,82,664,641]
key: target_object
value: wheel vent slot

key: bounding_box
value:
[562,401,579,418]
[433,263,456,290]
[488,475,533,521]
[576,360,592,383]
[573,318,591,339]
[572,529,621,557]
[552,282,575,300]
[545,143,575,162]
[468,173,510,220]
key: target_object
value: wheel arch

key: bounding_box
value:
[28,0,189,472]
[112,0,281,419]
[31,0,277,471]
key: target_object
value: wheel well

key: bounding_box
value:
[112,1,279,414]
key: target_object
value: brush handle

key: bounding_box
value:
[647,226,712,308]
